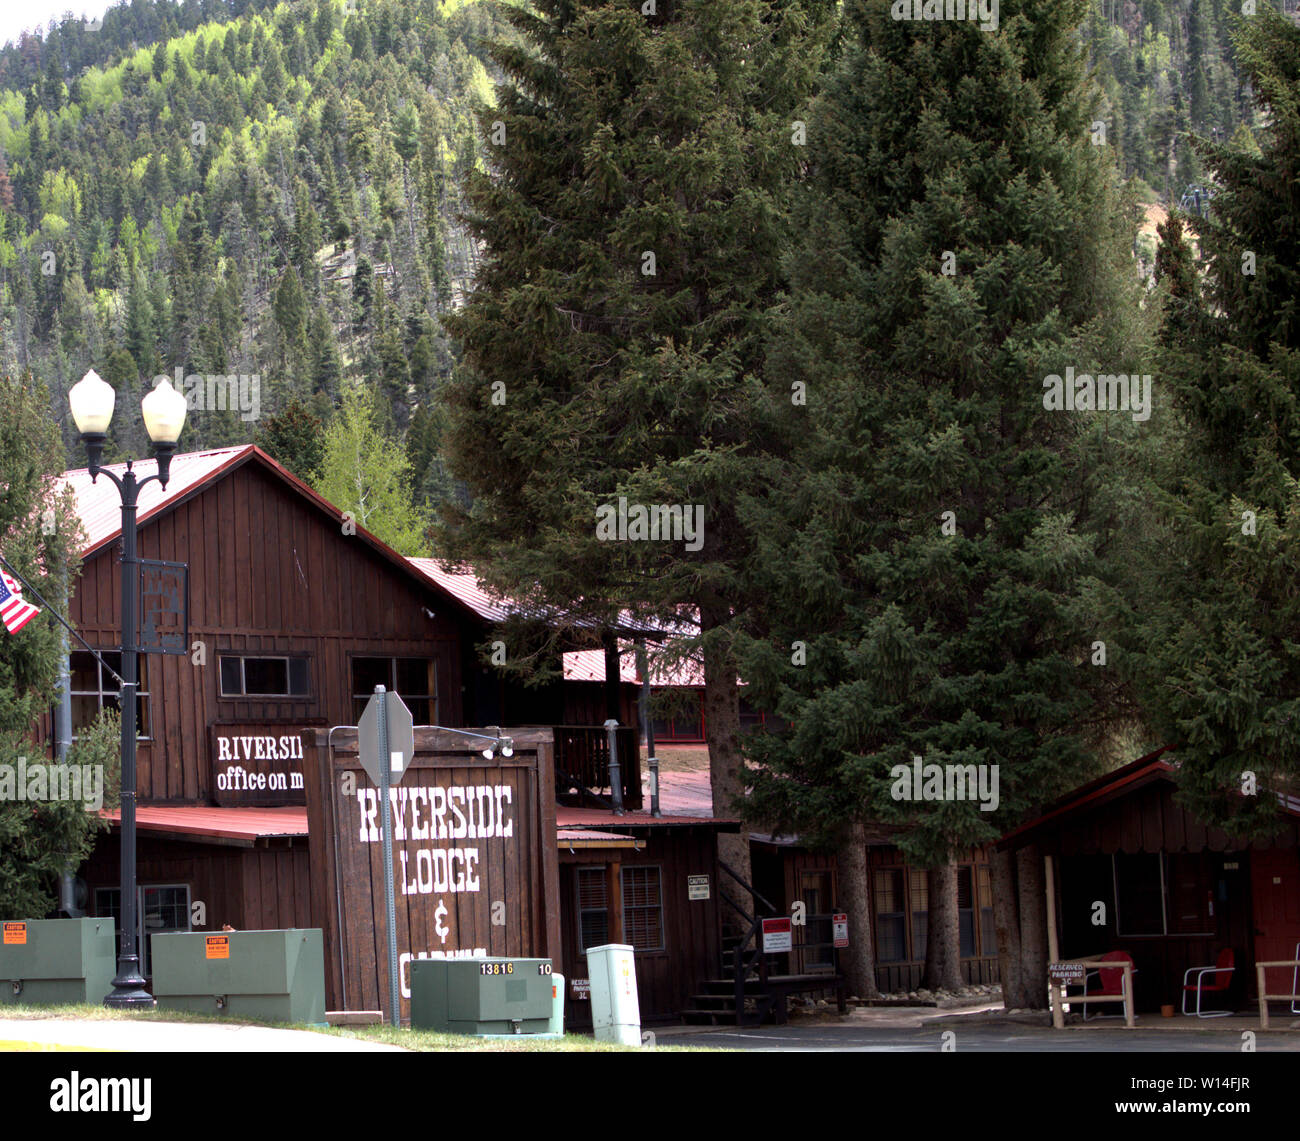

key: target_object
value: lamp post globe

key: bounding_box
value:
[69,370,116,471]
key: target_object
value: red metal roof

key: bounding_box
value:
[556,805,737,829]
[101,805,309,844]
[406,559,515,623]
[62,445,254,556]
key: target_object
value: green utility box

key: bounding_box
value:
[0,917,116,1005]
[410,957,554,1035]
[150,928,325,1024]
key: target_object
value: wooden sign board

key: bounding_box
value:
[303,726,560,1023]
[570,978,591,1000]
[210,724,314,806]
[1048,961,1085,983]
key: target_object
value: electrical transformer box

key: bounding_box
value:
[409,957,554,1034]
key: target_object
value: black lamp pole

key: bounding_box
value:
[84,434,177,1009]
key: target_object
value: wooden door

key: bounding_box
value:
[1251,848,1300,1001]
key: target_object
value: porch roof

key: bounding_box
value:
[997,747,1300,855]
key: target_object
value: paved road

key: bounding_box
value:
[0,1018,405,1052]
[653,1023,1300,1052]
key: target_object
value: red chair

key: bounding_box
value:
[1182,949,1235,1018]
[1083,951,1137,1021]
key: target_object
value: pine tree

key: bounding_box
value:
[733,0,1142,1005]
[438,0,835,888]
[0,375,119,918]
[1116,6,1300,838]
[258,397,326,483]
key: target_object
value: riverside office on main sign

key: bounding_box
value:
[210,724,312,805]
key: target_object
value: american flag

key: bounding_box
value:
[0,569,41,635]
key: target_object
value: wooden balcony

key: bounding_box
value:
[549,724,642,811]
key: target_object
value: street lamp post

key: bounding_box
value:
[68,369,187,1009]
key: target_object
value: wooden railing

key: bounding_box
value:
[1255,959,1300,1029]
[551,724,642,811]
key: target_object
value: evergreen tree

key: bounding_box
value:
[1115,6,1300,838]
[258,397,326,483]
[438,0,835,887]
[732,0,1142,1005]
[0,375,119,918]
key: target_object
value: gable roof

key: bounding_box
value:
[996,745,1300,852]
[58,444,487,626]
[406,556,694,644]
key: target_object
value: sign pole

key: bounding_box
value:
[376,685,400,1027]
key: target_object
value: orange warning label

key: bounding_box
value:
[2,922,25,945]
[205,935,230,959]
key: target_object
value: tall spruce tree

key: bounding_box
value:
[0,375,119,918]
[1114,5,1300,838]
[437,0,835,887]
[732,0,1143,1004]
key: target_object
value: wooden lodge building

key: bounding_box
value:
[45,443,736,1025]
[999,747,1300,1014]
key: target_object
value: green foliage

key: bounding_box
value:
[0,0,508,482]
[257,397,326,483]
[733,0,1144,864]
[1110,5,1300,837]
[313,382,430,555]
[0,375,119,920]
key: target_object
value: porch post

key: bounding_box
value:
[1045,853,1063,1029]
[607,859,624,945]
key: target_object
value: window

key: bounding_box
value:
[957,866,976,958]
[873,869,906,962]
[976,863,996,958]
[1112,852,1217,937]
[649,690,703,742]
[70,651,149,739]
[95,884,190,977]
[577,867,609,953]
[622,866,664,952]
[352,657,436,723]
[575,865,665,953]
[910,868,928,961]
[1114,853,1166,936]
[800,871,835,970]
[219,655,310,698]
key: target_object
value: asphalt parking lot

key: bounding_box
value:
[652,1020,1300,1052]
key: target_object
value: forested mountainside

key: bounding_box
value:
[0,0,1287,529]
[0,0,514,527]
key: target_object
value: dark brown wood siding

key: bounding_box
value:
[68,457,470,804]
[80,832,315,944]
[559,826,723,1026]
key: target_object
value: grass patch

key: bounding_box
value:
[0,1004,723,1051]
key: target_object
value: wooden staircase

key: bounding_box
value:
[681,864,847,1026]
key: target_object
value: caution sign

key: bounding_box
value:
[205,935,230,960]
[3,922,26,945]
[761,917,792,953]
[832,913,849,948]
